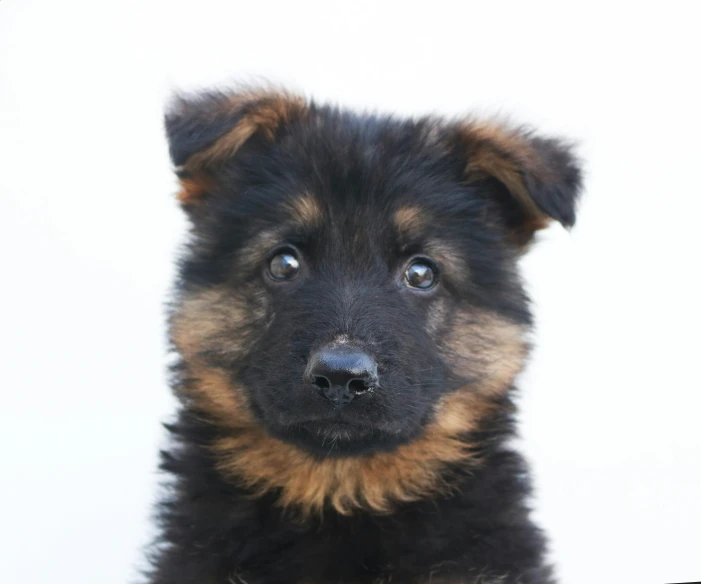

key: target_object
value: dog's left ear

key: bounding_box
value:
[164,89,308,206]
[455,121,583,245]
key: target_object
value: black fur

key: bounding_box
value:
[524,136,581,227]
[145,89,582,584]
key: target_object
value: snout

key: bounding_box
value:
[305,346,379,406]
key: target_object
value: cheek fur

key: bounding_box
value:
[167,276,528,518]
[170,285,270,364]
[440,308,529,396]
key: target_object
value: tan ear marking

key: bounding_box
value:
[462,121,549,220]
[185,92,308,171]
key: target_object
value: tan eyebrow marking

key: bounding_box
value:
[394,206,468,286]
[235,195,321,274]
[393,206,427,239]
[236,194,322,270]
[286,193,323,228]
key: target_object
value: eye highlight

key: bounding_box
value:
[268,251,300,280]
[404,260,437,290]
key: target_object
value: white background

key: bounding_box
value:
[1,2,700,583]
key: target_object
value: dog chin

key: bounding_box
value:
[268,419,416,457]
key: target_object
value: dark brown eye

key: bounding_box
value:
[268,252,300,280]
[404,261,437,289]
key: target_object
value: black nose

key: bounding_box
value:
[306,347,379,406]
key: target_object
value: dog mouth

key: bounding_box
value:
[300,420,370,442]
[298,418,399,439]
[280,418,407,455]
[246,371,437,455]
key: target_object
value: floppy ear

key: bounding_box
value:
[164,89,308,205]
[456,121,583,245]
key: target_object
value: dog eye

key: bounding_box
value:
[404,261,437,289]
[268,251,300,280]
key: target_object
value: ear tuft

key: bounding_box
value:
[458,120,583,243]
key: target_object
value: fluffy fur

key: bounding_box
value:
[145,87,582,584]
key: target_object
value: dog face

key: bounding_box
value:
[166,90,581,463]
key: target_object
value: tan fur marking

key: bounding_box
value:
[170,287,264,365]
[211,384,493,518]
[393,206,426,238]
[442,310,528,397]
[186,91,308,170]
[171,290,237,358]
[287,193,323,228]
[394,207,469,285]
[232,198,321,272]
[176,173,215,205]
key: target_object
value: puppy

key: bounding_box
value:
[146,87,582,584]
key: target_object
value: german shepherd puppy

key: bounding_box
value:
[147,87,582,584]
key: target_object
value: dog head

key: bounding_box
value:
[164,88,581,512]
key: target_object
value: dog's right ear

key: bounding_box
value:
[164,89,308,205]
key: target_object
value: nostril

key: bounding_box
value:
[313,376,330,390]
[347,378,371,393]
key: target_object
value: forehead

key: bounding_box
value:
[226,108,485,246]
